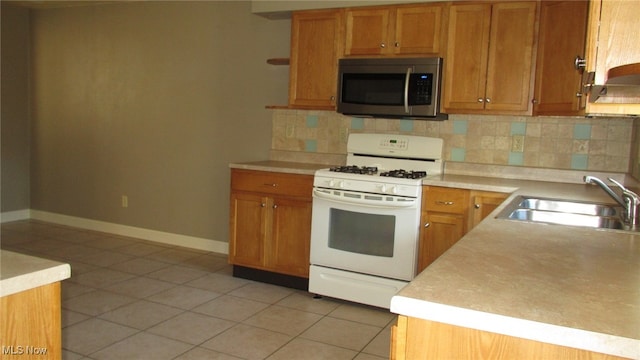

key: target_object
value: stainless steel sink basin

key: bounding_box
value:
[517,198,620,216]
[505,209,624,229]
[497,196,626,230]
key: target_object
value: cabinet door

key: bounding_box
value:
[289,9,344,109]
[229,192,268,269]
[418,212,466,272]
[345,8,391,56]
[443,4,492,112]
[269,196,312,277]
[469,191,508,230]
[394,4,444,56]
[484,2,537,113]
[533,1,588,116]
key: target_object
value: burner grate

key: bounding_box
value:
[380,170,427,179]
[329,165,378,175]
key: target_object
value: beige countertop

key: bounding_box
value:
[1,250,71,297]
[229,160,639,358]
[229,160,331,176]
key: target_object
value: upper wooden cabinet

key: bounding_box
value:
[584,0,640,115]
[532,1,589,116]
[344,3,447,57]
[289,9,344,109]
[442,2,537,115]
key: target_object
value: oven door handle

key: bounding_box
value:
[313,189,418,209]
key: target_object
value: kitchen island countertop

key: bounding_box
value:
[1,250,71,297]
[392,177,640,359]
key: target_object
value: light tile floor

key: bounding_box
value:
[1,220,395,360]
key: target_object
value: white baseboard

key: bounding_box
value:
[0,209,31,223]
[20,210,229,254]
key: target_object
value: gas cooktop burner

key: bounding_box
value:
[380,169,427,179]
[328,166,428,179]
[329,165,378,175]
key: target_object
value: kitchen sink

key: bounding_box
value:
[497,196,626,230]
[517,198,620,216]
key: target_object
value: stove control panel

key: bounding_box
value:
[379,138,409,151]
[348,133,443,160]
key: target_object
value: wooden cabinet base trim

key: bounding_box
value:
[233,265,309,291]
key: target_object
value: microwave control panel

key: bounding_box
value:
[408,74,432,105]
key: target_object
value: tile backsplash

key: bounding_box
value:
[271,109,637,174]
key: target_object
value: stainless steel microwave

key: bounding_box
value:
[337,57,446,120]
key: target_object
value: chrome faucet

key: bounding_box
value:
[584,176,640,225]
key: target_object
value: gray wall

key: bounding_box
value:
[5,1,291,244]
[1,5,31,213]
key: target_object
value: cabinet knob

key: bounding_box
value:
[474,204,481,209]
[394,41,399,47]
[576,92,583,98]
[263,183,277,187]
[273,204,278,209]
[532,99,538,104]
[485,98,491,103]
[436,201,454,205]
[261,203,266,207]
[574,56,586,71]
[477,98,484,103]
[380,42,386,48]
[424,223,431,228]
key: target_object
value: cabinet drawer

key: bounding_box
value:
[423,186,468,214]
[231,169,313,198]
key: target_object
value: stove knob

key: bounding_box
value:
[390,186,398,194]
[328,179,336,187]
[338,181,346,188]
[379,184,387,193]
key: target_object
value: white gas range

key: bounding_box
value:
[309,133,444,308]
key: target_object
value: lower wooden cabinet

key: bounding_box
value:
[391,315,625,360]
[418,186,508,272]
[229,169,313,278]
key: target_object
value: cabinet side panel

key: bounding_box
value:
[0,283,62,360]
[404,317,627,359]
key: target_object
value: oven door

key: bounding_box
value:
[310,188,421,281]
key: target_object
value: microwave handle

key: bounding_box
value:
[404,67,412,113]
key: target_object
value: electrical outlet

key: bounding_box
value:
[121,195,128,208]
[512,135,525,153]
[285,124,295,138]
